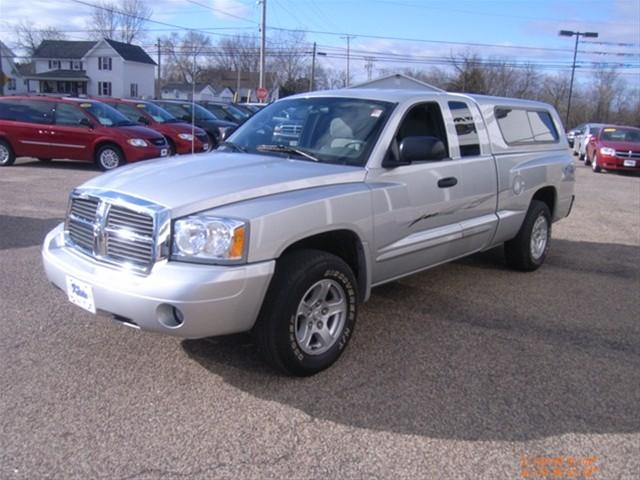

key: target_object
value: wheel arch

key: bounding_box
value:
[278,229,369,303]
[531,185,557,219]
[93,140,125,162]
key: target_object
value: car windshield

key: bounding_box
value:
[180,103,217,121]
[600,127,640,143]
[138,102,177,123]
[224,97,395,166]
[78,101,133,127]
[224,104,250,121]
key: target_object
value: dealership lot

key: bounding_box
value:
[1,158,639,479]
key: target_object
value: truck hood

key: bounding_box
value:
[80,152,366,217]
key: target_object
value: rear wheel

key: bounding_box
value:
[95,144,123,171]
[505,200,552,272]
[254,249,358,376]
[0,139,16,166]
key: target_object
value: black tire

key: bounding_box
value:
[504,200,552,272]
[207,133,218,151]
[592,154,602,173]
[166,139,177,156]
[254,249,358,376]
[0,139,16,166]
[95,144,124,171]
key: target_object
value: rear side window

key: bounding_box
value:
[448,101,480,156]
[1,100,54,125]
[495,107,558,145]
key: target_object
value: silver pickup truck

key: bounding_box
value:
[42,89,575,376]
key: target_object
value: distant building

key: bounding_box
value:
[160,83,218,101]
[26,39,156,98]
[350,73,444,92]
[0,40,27,95]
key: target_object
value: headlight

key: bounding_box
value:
[127,138,148,147]
[600,147,616,156]
[172,216,247,264]
[178,133,194,141]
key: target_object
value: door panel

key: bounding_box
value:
[50,103,94,160]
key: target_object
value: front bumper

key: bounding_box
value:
[126,145,169,163]
[599,156,640,171]
[42,223,275,338]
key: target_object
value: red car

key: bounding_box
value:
[0,96,168,170]
[98,98,210,155]
[586,125,640,173]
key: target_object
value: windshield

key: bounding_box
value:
[78,101,132,126]
[138,102,176,123]
[224,97,394,166]
[601,127,640,143]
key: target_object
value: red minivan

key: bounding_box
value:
[0,96,169,170]
[98,98,210,155]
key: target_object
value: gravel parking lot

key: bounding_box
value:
[1,157,639,479]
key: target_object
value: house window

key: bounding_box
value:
[130,83,138,97]
[98,81,112,96]
[7,78,16,91]
[48,60,61,70]
[98,57,112,71]
[70,61,83,71]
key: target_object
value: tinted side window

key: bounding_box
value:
[160,103,188,119]
[528,111,558,142]
[448,101,480,156]
[496,108,558,145]
[14,100,54,125]
[396,102,449,157]
[0,100,28,121]
[55,103,88,126]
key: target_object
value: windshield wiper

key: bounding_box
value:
[218,141,247,153]
[114,120,135,127]
[257,144,319,162]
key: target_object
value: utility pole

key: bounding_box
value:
[559,29,599,126]
[156,38,161,99]
[310,42,316,92]
[341,35,355,87]
[259,0,267,90]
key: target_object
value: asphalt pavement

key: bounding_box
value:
[1,156,639,479]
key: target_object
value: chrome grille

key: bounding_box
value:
[615,150,640,159]
[65,194,159,274]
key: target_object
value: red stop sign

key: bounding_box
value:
[256,87,268,101]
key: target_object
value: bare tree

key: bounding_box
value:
[267,31,311,87]
[161,32,212,86]
[88,0,152,43]
[212,34,260,74]
[12,20,67,56]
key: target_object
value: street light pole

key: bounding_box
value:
[559,29,599,127]
[259,0,267,90]
[341,35,356,87]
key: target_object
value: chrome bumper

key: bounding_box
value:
[42,223,275,338]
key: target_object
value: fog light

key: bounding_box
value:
[172,307,184,326]
[157,303,185,328]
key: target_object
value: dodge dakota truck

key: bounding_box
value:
[42,89,575,376]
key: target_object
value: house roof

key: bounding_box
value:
[104,39,156,65]
[25,69,90,80]
[0,40,16,58]
[32,39,156,65]
[33,40,96,59]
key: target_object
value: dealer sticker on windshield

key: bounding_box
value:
[66,276,96,314]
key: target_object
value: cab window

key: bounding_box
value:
[448,101,480,156]
[390,102,449,162]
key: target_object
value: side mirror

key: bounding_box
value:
[79,117,94,129]
[383,136,446,167]
[138,116,150,125]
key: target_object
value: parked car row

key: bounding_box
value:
[0,96,258,170]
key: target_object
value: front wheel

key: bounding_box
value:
[254,249,358,376]
[95,144,123,171]
[592,154,602,173]
[0,139,16,166]
[505,200,552,272]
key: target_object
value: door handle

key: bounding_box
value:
[437,177,458,188]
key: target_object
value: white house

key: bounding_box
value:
[0,40,27,95]
[27,39,156,98]
[350,73,444,92]
[160,83,218,101]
